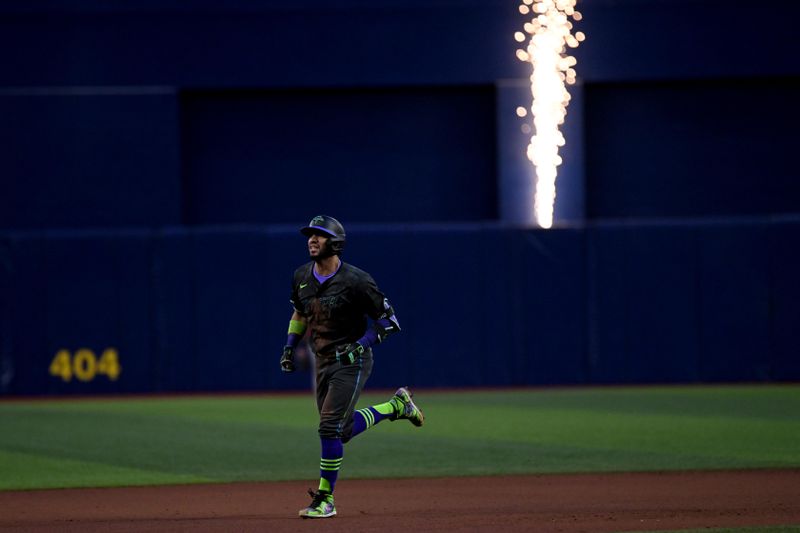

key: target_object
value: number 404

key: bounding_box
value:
[49,348,122,382]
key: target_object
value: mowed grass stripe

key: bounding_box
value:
[421,407,800,462]
[0,405,321,486]
[0,385,798,490]
[0,449,210,490]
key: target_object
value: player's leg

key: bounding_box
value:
[315,360,342,495]
[317,354,373,490]
[300,354,373,518]
[348,386,425,440]
[299,358,337,518]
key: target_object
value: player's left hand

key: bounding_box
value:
[280,346,295,373]
[336,342,365,366]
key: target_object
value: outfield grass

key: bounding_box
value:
[628,526,800,533]
[0,385,798,490]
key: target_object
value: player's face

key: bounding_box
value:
[307,232,330,259]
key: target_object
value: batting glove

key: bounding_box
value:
[280,346,295,373]
[336,342,365,366]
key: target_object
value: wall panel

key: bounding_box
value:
[696,224,771,381]
[0,93,181,230]
[585,79,800,219]
[587,225,701,383]
[769,220,800,380]
[180,87,498,225]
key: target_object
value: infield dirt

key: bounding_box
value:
[1,470,799,532]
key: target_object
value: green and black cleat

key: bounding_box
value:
[391,387,425,427]
[298,489,336,519]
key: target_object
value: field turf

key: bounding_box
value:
[629,526,800,533]
[0,385,798,491]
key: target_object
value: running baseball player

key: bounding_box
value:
[280,215,424,519]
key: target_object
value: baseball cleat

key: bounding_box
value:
[298,489,336,519]
[391,387,424,427]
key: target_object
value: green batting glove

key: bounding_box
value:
[335,342,365,366]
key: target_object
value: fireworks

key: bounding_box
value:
[517,0,584,228]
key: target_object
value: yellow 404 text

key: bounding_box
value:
[49,348,122,382]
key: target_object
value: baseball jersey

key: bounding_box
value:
[290,261,387,358]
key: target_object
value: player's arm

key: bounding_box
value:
[359,273,401,346]
[281,312,308,373]
[367,273,401,341]
[336,274,401,365]
[336,300,400,365]
[365,298,401,344]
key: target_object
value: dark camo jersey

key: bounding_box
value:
[290,261,387,358]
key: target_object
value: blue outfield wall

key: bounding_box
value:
[0,220,798,396]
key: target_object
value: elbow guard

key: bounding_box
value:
[373,299,401,344]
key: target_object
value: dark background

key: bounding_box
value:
[1,0,798,394]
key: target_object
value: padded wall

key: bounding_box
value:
[768,220,800,380]
[587,224,700,383]
[2,221,798,396]
[1,231,155,394]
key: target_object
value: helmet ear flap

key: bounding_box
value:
[331,240,345,255]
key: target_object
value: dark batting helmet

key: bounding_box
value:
[300,215,346,255]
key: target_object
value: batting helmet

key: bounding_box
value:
[300,215,346,255]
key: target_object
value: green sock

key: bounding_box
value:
[373,398,400,418]
[318,477,332,493]
[351,399,403,440]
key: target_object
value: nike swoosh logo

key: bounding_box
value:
[299,283,309,289]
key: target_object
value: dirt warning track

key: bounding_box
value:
[1,470,799,532]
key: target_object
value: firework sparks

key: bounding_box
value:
[517,0,583,228]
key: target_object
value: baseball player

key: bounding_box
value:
[280,215,424,519]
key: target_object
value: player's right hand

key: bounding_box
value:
[280,346,295,373]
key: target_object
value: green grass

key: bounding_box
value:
[624,527,800,533]
[0,385,799,490]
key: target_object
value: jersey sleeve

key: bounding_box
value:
[358,272,401,345]
[289,269,306,316]
[360,274,388,320]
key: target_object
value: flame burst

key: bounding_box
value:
[517,0,584,229]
